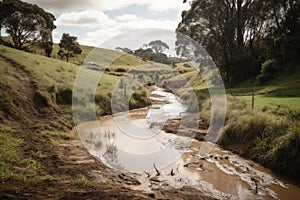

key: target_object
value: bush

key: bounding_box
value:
[268,124,300,178]
[95,94,112,115]
[56,88,72,105]
[205,95,300,181]
[129,87,150,110]
[257,59,278,84]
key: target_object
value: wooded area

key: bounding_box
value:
[177,0,300,85]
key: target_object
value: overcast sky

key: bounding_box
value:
[21,0,190,51]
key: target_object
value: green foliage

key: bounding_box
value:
[58,33,82,62]
[134,48,153,61]
[0,0,55,51]
[257,59,278,84]
[41,130,77,142]
[134,47,171,64]
[266,124,300,178]
[129,87,150,109]
[149,53,171,64]
[0,126,23,181]
[148,40,169,54]
[200,95,300,180]
[95,94,112,115]
[56,87,73,105]
[177,0,299,85]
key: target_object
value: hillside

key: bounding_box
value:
[0,45,160,199]
[0,45,217,199]
[0,42,300,198]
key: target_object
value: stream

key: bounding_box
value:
[77,86,300,199]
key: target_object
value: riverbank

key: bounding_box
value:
[162,89,300,187]
[77,87,300,199]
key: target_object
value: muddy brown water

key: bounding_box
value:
[76,87,300,199]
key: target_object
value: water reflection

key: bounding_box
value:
[77,87,300,199]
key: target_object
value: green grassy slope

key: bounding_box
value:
[32,43,146,67]
[226,67,300,111]
[0,44,157,197]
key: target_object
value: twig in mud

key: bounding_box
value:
[144,171,151,178]
[183,162,200,168]
[251,177,258,194]
[170,169,175,176]
[153,163,160,176]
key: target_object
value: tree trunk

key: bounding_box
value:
[236,0,244,51]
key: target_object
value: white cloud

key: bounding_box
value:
[115,15,140,22]
[80,17,178,48]
[146,0,190,12]
[56,10,115,28]
[23,0,189,13]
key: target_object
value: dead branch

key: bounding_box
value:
[153,163,160,176]
[251,177,258,194]
[170,169,175,176]
[183,162,200,168]
[144,171,151,178]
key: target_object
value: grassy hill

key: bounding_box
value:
[0,42,299,195]
[0,44,176,198]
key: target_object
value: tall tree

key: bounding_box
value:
[178,0,300,84]
[58,33,82,62]
[177,0,268,84]
[0,0,56,54]
[149,40,169,54]
[4,12,45,49]
[40,28,53,57]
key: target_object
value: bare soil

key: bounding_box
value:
[162,114,208,141]
[0,55,213,199]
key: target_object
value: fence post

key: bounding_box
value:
[252,92,255,110]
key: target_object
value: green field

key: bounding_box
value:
[237,95,300,111]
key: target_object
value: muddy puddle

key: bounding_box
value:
[76,87,300,199]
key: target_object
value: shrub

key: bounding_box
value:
[95,94,112,115]
[129,87,150,109]
[56,88,72,105]
[204,95,299,181]
[257,59,278,84]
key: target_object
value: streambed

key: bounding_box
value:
[76,87,300,199]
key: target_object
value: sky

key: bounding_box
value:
[21,0,190,52]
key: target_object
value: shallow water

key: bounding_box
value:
[76,86,300,199]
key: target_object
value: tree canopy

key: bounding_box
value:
[58,33,82,62]
[0,0,56,56]
[149,40,170,54]
[177,0,300,85]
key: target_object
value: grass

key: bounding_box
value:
[0,45,150,116]
[199,94,300,181]
[41,130,78,143]
[1,40,300,184]
[237,95,300,111]
[0,126,24,181]
[0,125,44,182]
[226,65,300,111]
[50,43,146,68]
